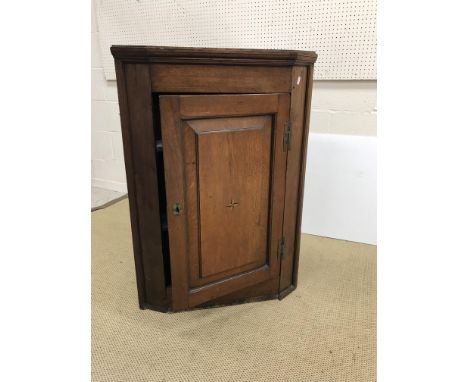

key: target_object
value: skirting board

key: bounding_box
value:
[92,178,128,194]
[301,133,377,245]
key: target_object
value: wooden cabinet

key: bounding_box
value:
[111,46,317,312]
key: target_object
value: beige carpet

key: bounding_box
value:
[92,199,376,382]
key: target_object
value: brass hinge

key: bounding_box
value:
[283,121,291,151]
[278,237,285,260]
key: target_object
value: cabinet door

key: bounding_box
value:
[160,93,290,311]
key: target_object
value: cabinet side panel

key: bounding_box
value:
[279,66,308,293]
[292,65,315,287]
[118,63,167,306]
[114,60,145,308]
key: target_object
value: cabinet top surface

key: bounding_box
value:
[110,45,317,65]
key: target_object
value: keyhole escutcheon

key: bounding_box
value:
[172,203,183,215]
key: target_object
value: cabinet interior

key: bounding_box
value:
[152,94,171,288]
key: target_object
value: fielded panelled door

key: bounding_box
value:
[160,93,290,311]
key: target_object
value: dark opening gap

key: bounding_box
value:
[152,94,171,288]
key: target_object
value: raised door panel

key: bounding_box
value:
[160,94,290,311]
[185,116,272,286]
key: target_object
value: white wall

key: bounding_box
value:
[311,81,377,136]
[302,80,377,245]
[302,134,376,245]
[91,1,126,193]
[91,1,377,244]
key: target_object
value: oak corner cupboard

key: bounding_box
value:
[111,45,317,312]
